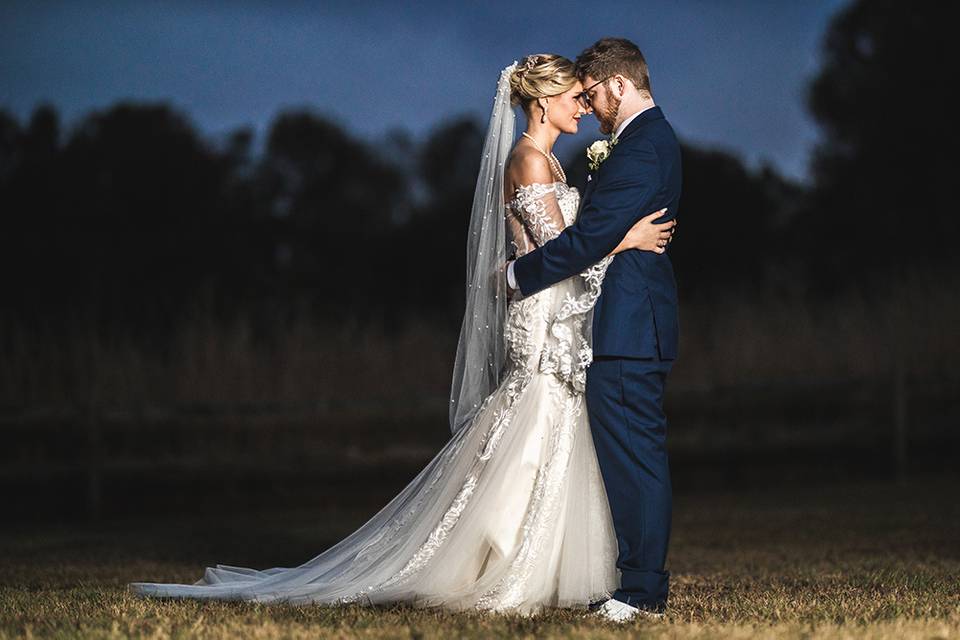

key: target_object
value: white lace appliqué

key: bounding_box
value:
[508,183,563,246]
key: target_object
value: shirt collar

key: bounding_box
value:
[614,104,655,139]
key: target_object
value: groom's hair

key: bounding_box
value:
[575,38,651,96]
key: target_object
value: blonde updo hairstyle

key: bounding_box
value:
[509,53,578,119]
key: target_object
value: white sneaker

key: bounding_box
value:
[593,598,666,623]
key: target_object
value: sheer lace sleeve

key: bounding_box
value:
[506,183,567,254]
[505,207,533,258]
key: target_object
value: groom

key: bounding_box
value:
[506,37,681,622]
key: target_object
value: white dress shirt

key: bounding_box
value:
[506,105,655,292]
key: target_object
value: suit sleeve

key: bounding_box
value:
[513,139,662,297]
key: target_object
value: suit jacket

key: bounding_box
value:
[513,105,682,359]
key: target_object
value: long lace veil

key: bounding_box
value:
[448,62,517,435]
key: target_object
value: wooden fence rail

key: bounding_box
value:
[2,371,956,522]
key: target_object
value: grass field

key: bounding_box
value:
[3,473,957,639]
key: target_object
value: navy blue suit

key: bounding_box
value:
[513,106,681,612]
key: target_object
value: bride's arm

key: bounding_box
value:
[506,152,568,248]
[608,208,676,255]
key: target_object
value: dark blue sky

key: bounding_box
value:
[1,1,848,183]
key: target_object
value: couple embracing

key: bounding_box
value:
[131,37,682,624]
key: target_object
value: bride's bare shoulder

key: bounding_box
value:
[505,145,554,189]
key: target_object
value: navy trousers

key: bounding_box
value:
[586,354,674,612]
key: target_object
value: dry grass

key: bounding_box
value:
[2,269,959,412]
[2,475,957,639]
[2,270,958,637]
[674,268,960,390]
[0,311,458,412]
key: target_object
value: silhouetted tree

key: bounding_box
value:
[0,102,244,335]
[259,110,408,316]
[377,117,484,322]
[0,109,20,183]
[0,97,808,337]
[671,144,802,294]
[1,105,67,318]
[804,0,954,278]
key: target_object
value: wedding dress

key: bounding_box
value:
[129,62,619,616]
[129,181,618,615]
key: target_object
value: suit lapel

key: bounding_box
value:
[579,107,664,214]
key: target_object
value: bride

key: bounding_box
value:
[129,54,674,616]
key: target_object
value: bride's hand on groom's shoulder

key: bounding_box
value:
[611,209,676,256]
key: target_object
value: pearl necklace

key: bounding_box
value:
[521,132,567,183]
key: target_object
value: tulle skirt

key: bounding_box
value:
[130,283,619,616]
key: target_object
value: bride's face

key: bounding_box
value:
[546,81,586,135]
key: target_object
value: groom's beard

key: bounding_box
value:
[597,87,622,135]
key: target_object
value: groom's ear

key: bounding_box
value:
[613,74,640,99]
[612,75,628,98]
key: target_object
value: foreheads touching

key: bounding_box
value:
[574,37,652,99]
[574,38,653,135]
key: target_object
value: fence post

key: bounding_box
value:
[86,404,103,521]
[893,359,908,483]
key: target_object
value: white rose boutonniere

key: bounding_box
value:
[586,135,618,172]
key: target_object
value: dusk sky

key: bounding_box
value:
[1,1,848,183]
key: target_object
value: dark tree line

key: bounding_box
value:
[0,0,952,340]
[803,0,954,283]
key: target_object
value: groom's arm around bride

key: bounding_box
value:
[512,131,672,297]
